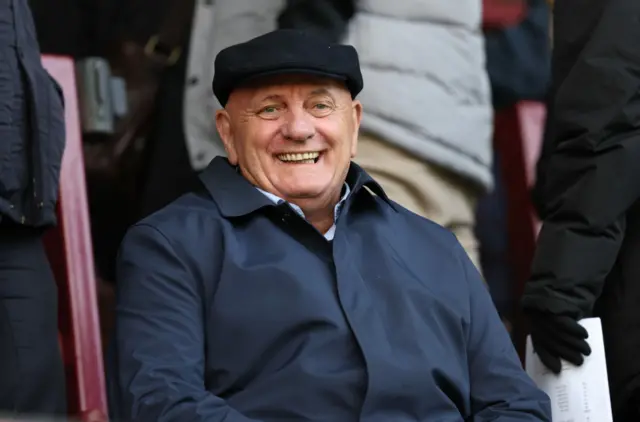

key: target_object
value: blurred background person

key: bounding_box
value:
[27,0,195,281]
[523,0,640,419]
[27,0,197,353]
[343,0,492,269]
[0,0,66,416]
[476,0,550,328]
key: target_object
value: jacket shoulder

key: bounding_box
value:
[367,196,478,322]
[376,196,472,280]
[377,196,462,255]
[129,190,225,250]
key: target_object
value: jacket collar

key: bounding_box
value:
[199,157,396,218]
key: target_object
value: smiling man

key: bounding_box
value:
[215,72,359,237]
[109,30,550,422]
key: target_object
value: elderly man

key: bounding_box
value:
[109,30,550,422]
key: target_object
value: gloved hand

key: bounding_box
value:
[528,312,592,374]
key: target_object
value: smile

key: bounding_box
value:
[276,151,321,164]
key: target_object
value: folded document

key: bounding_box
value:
[525,317,613,422]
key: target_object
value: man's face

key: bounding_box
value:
[216,75,362,205]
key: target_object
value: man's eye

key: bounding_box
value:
[311,103,333,115]
[262,106,277,113]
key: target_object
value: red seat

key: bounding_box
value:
[483,0,527,29]
[42,56,108,421]
[493,101,546,360]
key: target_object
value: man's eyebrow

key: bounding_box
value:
[253,88,334,105]
[309,88,333,97]
[258,94,284,103]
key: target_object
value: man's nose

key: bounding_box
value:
[282,109,315,142]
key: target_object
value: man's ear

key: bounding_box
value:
[215,109,238,164]
[350,100,363,158]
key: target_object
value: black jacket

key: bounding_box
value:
[27,0,109,57]
[523,0,640,416]
[0,0,65,227]
[278,0,357,42]
[278,0,356,43]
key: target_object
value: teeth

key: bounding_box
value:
[277,152,320,162]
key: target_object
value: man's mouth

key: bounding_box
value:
[276,151,321,164]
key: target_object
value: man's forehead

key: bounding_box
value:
[239,74,348,99]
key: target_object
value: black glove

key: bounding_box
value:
[529,312,592,374]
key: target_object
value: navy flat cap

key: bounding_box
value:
[212,29,363,106]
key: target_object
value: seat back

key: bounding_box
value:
[493,101,545,361]
[42,55,108,421]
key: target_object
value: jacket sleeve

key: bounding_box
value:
[458,245,551,421]
[522,0,640,319]
[109,224,263,422]
[277,0,357,43]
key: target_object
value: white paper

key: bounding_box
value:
[525,317,613,422]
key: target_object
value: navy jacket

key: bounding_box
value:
[0,0,65,227]
[109,157,550,422]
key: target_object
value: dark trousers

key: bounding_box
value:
[0,225,66,416]
[595,201,640,422]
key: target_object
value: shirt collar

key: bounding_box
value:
[198,156,396,218]
[255,183,351,223]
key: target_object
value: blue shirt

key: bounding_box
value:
[110,157,551,422]
[255,183,350,240]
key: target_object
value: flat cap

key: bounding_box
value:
[212,29,363,106]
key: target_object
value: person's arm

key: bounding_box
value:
[277,0,357,43]
[456,244,551,421]
[110,224,263,422]
[523,0,640,322]
[522,0,640,373]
